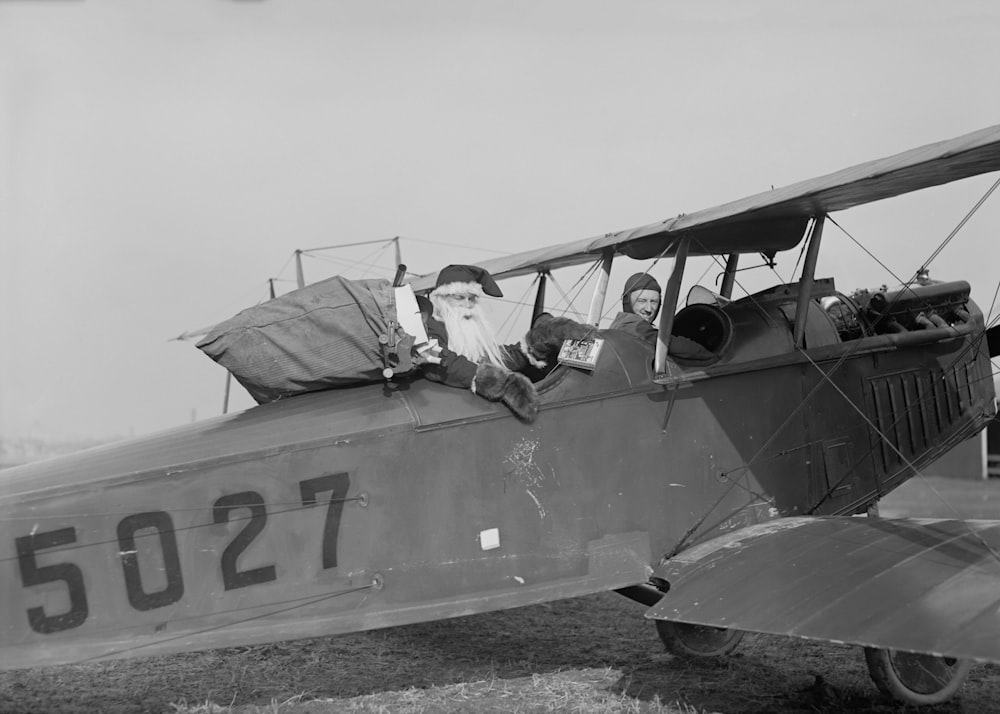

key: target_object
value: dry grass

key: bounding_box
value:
[170,667,712,713]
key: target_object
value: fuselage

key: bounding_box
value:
[3,278,994,669]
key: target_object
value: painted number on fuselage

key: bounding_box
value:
[14,472,352,635]
[117,511,185,611]
[299,472,351,569]
[213,491,277,590]
[15,527,89,634]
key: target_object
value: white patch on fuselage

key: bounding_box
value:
[479,528,500,550]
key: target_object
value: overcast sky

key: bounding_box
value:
[2,0,1000,440]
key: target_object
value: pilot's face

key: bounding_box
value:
[629,289,661,323]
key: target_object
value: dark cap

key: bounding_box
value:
[433,264,503,298]
[623,272,662,295]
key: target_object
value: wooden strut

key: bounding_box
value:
[654,236,690,378]
[586,250,614,326]
[720,253,739,299]
[532,270,549,324]
[792,216,824,348]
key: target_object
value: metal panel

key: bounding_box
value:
[865,355,984,478]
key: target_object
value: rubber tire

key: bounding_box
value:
[864,647,971,705]
[655,620,744,657]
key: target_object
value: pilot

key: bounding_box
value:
[607,272,720,362]
[422,265,542,422]
[608,272,662,343]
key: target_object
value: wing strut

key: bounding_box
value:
[654,237,690,379]
[720,253,739,299]
[792,215,825,347]
[532,270,549,324]
[586,250,614,326]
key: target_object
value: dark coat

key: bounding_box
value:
[608,311,658,344]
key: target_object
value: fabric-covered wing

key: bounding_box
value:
[646,516,1000,662]
[411,123,1000,290]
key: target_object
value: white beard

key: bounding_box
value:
[432,296,507,366]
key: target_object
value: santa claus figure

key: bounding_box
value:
[420,264,590,423]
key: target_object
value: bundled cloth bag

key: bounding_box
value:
[197,276,416,404]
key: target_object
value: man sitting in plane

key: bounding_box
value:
[608,272,662,343]
[607,272,718,362]
[421,265,539,422]
[420,264,591,422]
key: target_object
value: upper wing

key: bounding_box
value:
[646,516,1000,662]
[411,123,1000,290]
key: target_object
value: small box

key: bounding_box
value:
[557,338,605,370]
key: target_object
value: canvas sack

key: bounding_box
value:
[197,276,416,403]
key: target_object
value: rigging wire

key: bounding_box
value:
[563,258,603,312]
[305,241,394,278]
[547,273,588,321]
[77,583,375,664]
[397,235,513,256]
[691,255,717,289]
[496,277,535,337]
[530,257,601,320]
[0,496,367,524]
[272,252,297,285]
[921,175,1000,271]
[825,215,968,334]
[0,497,368,563]
[827,215,909,289]
[304,252,395,277]
[827,174,1000,328]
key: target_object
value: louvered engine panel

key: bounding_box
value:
[866,358,979,475]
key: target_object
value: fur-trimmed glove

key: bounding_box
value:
[472,363,540,423]
[521,315,594,367]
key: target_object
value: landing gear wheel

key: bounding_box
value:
[655,620,744,657]
[864,647,971,705]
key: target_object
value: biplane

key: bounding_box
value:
[5,125,1000,706]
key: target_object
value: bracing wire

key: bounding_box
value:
[547,274,588,321]
[272,252,297,284]
[0,497,368,563]
[78,583,375,664]
[397,235,513,256]
[305,241,394,278]
[496,277,535,338]
[921,175,1000,271]
[565,259,604,306]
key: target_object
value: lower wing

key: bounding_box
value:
[646,516,1000,661]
